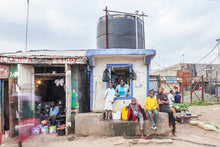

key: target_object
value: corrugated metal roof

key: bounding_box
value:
[0,50,87,58]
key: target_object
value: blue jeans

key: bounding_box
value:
[50,116,57,126]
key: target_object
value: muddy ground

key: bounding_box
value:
[2,105,220,147]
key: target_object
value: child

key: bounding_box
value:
[145,89,159,130]
[104,82,116,120]
[127,98,146,139]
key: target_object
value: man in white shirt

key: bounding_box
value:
[168,90,175,106]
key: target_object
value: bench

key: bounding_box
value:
[75,112,169,136]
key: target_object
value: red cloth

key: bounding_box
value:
[17,117,40,142]
[127,103,142,121]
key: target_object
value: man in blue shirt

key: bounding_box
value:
[174,91,181,103]
[47,101,60,126]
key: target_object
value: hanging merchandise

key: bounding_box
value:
[55,79,60,86]
[102,69,110,82]
[129,70,137,80]
[54,79,65,87]
[60,78,64,86]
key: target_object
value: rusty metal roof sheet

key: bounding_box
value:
[0,50,87,59]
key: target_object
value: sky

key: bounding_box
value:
[0,0,220,69]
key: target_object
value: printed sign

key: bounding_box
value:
[9,65,18,78]
[166,76,177,84]
[0,65,9,79]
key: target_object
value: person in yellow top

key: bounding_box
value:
[144,89,159,130]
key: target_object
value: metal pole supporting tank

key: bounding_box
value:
[97,14,144,49]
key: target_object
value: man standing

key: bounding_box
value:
[47,101,60,126]
[174,91,181,104]
[145,89,159,130]
[157,87,177,136]
[168,90,175,106]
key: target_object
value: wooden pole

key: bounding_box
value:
[201,75,204,101]
[190,79,193,104]
[181,75,184,104]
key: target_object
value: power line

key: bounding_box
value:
[153,59,164,68]
[195,41,219,64]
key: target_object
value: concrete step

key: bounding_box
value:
[75,112,169,137]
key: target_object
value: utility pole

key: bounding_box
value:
[190,65,193,103]
[181,73,184,104]
[25,0,30,52]
[216,71,219,103]
[217,39,220,57]
[201,75,204,101]
[182,54,184,63]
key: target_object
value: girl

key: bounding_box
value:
[104,82,116,119]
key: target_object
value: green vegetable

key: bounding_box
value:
[204,122,220,130]
[173,103,188,110]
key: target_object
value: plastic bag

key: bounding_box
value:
[102,69,110,82]
[129,70,136,80]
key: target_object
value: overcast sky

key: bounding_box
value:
[0,0,219,68]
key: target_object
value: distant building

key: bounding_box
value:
[150,63,220,94]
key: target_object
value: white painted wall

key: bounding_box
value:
[18,64,35,115]
[92,55,148,112]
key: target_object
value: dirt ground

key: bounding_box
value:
[2,105,220,147]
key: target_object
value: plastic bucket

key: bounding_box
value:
[112,111,121,120]
[0,131,2,145]
[44,126,49,134]
[49,126,56,134]
[57,127,65,136]
[5,131,10,138]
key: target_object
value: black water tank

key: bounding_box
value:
[97,14,144,49]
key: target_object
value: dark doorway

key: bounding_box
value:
[36,77,65,102]
[4,80,9,132]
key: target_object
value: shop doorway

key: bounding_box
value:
[34,66,66,125]
[3,80,9,132]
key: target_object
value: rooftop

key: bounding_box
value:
[0,50,87,59]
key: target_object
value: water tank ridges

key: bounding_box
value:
[97,14,144,49]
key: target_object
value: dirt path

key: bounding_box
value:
[2,105,220,147]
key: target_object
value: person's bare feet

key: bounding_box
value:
[135,119,138,123]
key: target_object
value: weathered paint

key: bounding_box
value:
[147,65,150,97]
[0,80,2,131]
[91,55,148,112]
[0,65,9,79]
[86,49,156,66]
[87,49,156,112]
[0,80,2,115]
[0,57,86,64]
[106,64,133,100]
[9,65,18,79]
[65,64,72,134]
[71,65,79,121]
[17,64,35,113]
[90,67,93,111]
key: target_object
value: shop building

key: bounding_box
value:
[87,49,156,112]
[0,50,89,135]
